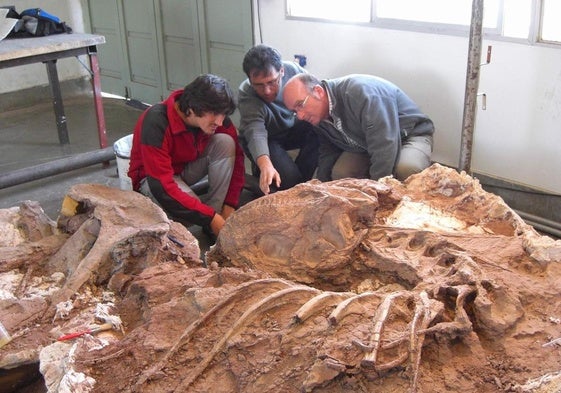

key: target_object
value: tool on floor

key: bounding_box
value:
[167,234,184,248]
[56,303,124,341]
[57,322,114,341]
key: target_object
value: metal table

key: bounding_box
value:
[0,33,107,148]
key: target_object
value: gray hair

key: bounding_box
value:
[295,73,322,92]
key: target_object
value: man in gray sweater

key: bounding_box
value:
[238,45,319,195]
[283,73,434,182]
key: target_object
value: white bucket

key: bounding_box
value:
[113,134,134,191]
[115,155,132,190]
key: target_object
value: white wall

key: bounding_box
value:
[255,0,561,194]
[0,0,87,92]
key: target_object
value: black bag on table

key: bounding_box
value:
[5,7,72,37]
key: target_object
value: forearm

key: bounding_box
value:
[256,154,273,171]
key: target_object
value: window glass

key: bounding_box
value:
[287,0,371,23]
[502,0,532,39]
[541,0,561,42]
[375,0,500,28]
[286,0,558,46]
[286,0,372,22]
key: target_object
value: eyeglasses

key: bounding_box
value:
[292,95,310,115]
[251,73,282,92]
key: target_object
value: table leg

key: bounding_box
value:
[87,45,108,150]
[45,59,70,145]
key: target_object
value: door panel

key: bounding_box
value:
[204,0,253,96]
[87,0,127,97]
[203,0,253,125]
[85,0,253,109]
[158,0,203,94]
[122,0,162,103]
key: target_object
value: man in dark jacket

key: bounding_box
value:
[128,74,245,238]
[283,73,434,182]
[238,45,319,195]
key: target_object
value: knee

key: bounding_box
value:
[210,133,235,157]
[395,163,419,181]
[396,136,433,180]
[331,161,368,180]
[330,165,347,180]
[394,160,429,181]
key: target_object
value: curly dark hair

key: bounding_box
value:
[177,74,236,117]
[242,44,283,78]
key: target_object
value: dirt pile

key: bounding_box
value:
[1,164,561,393]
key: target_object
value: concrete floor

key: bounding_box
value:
[0,95,139,214]
[0,93,255,257]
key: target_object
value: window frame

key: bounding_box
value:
[284,0,561,48]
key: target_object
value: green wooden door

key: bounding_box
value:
[85,0,253,108]
[156,0,203,95]
[202,0,254,125]
[122,0,162,103]
[85,0,128,98]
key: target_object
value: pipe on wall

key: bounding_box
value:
[515,210,561,239]
[0,148,114,189]
[458,0,484,174]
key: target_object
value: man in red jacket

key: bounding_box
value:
[128,74,245,240]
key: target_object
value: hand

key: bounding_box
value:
[210,213,226,236]
[256,155,281,195]
[221,204,235,220]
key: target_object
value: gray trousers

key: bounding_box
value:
[331,135,433,181]
[139,133,235,214]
